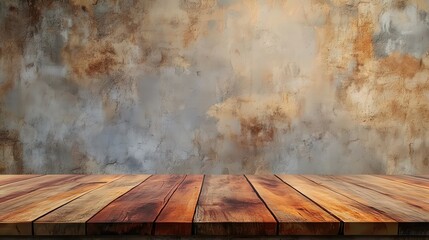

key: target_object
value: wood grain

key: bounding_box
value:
[87,175,185,235]
[377,175,429,190]
[246,175,340,235]
[337,175,429,235]
[193,175,277,236]
[339,175,429,209]
[412,175,429,180]
[305,175,429,235]
[0,175,120,235]
[276,175,397,235]
[0,174,426,237]
[0,175,42,187]
[154,175,204,236]
[34,175,151,235]
[0,175,84,203]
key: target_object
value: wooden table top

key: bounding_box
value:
[0,174,427,236]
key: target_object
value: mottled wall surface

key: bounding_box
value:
[1,0,429,174]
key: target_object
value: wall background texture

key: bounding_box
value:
[1,0,429,174]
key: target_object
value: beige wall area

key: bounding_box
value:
[1,0,429,174]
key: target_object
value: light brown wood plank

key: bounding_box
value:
[0,175,85,203]
[87,175,185,235]
[337,175,429,235]
[34,175,151,236]
[246,175,340,235]
[412,175,429,180]
[276,175,397,235]
[0,175,42,187]
[305,175,429,235]
[339,175,429,209]
[154,175,204,236]
[377,175,429,190]
[193,175,277,236]
[0,175,121,235]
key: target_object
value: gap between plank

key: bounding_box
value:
[338,176,418,204]
[244,175,279,236]
[274,175,345,235]
[371,175,429,193]
[151,175,188,235]
[406,175,429,181]
[302,176,399,232]
[31,175,123,236]
[82,174,153,235]
[191,174,205,235]
[1,175,87,204]
[0,175,45,188]
[300,176,402,236]
[29,175,92,235]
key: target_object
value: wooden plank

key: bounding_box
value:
[377,175,429,190]
[154,175,204,236]
[34,175,151,236]
[338,175,429,235]
[193,175,277,236]
[0,175,118,214]
[412,175,429,180]
[0,175,120,235]
[0,175,85,203]
[338,175,429,209]
[305,175,429,235]
[276,175,397,235]
[87,175,186,235]
[0,175,42,187]
[245,175,340,235]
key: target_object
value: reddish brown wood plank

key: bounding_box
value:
[193,175,277,236]
[34,175,151,236]
[246,175,340,235]
[0,174,427,237]
[87,175,185,235]
[154,175,204,236]
[0,175,120,235]
[305,175,429,235]
[0,175,42,187]
[277,175,397,235]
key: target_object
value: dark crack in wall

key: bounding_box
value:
[0,0,428,174]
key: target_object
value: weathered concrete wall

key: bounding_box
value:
[0,0,428,174]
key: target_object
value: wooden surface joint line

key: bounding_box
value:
[83,174,153,235]
[274,175,345,235]
[301,175,398,235]
[191,174,205,235]
[151,175,187,235]
[244,174,280,235]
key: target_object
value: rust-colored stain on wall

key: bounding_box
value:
[0,0,428,174]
